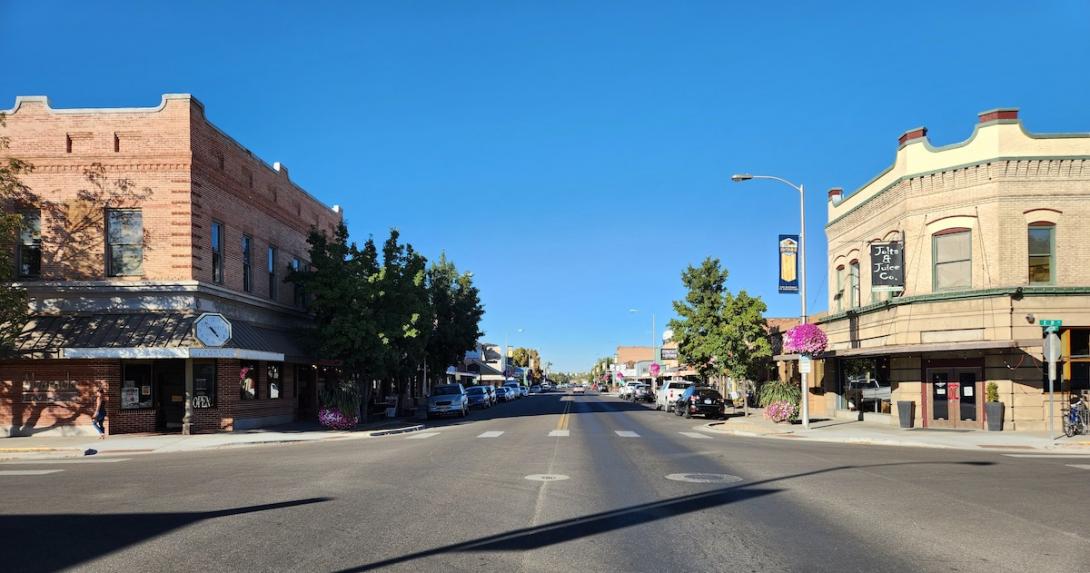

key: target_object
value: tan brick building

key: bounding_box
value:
[808,108,1090,431]
[0,94,342,436]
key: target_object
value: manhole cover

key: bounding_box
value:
[525,474,570,482]
[665,473,743,484]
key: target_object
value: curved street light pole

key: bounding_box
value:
[731,173,810,429]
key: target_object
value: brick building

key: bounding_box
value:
[803,108,1090,431]
[0,94,342,436]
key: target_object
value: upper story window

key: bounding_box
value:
[933,229,971,291]
[834,265,846,313]
[17,210,41,279]
[211,221,225,284]
[241,235,253,293]
[106,209,143,276]
[1028,223,1055,285]
[291,257,306,308]
[848,260,860,308]
[267,245,278,300]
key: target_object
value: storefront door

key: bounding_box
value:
[156,360,186,432]
[926,368,981,429]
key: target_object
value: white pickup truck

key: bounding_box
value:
[656,380,693,413]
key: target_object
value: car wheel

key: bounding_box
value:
[684,408,692,419]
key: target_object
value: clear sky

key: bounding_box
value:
[3,1,1089,371]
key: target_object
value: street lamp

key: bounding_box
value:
[731,173,811,429]
[503,328,523,379]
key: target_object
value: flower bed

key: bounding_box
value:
[764,400,798,424]
[318,407,359,430]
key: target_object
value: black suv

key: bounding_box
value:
[674,386,726,419]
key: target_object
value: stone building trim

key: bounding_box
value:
[815,286,1090,325]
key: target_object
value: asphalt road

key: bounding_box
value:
[3,393,1089,573]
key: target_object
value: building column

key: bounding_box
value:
[182,358,194,435]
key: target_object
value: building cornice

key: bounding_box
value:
[816,286,1090,325]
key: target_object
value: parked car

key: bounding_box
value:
[465,385,492,409]
[632,383,654,403]
[519,385,529,397]
[656,380,693,412]
[618,383,636,399]
[503,382,522,399]
[427,383,469,419]
[675,386,726,419]
[572,384,586,394]
[495,386,514,402]
[529,384,542,394]
[484,385,497,405]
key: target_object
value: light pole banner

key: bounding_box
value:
[778,235,799,294]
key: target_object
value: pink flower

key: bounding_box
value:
[783,323,828,355]
[318,407,359,430]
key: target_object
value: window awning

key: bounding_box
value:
[774,338,1041,361]
[14,313,309,362]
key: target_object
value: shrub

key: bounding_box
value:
[764,400,797,423]
[985,382,999,403]
[319,378,361,421]
[758,379,801,407]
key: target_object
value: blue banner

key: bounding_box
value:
[778,234,799,294]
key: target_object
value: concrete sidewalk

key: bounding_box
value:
[700,408,1090,452]
[0,418,425,460]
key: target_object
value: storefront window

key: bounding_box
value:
[839,358,891,414]
[848,260,860,308]
[835,265,845,312]
[121,363,153,409]
[240,363,257,400]
[268,363,282,399]
[193,362,216,408]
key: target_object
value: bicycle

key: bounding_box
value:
[1062,395,1089,438]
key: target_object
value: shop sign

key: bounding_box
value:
[660,348,678,361]
[870,241,904,292]
[22,379,79,404]
[778,235,799,294]
[798,355,812,374]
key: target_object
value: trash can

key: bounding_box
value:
[897,401,915,429]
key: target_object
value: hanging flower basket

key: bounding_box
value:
[783,323,828,356]
[318,407,359,430]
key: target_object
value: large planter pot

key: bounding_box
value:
[985,402,1005,431]
[897,401,915,429]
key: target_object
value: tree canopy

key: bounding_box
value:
[0,114,30,352]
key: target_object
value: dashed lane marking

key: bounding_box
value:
[679,432,712,440]
[1066,464,1090,470]
[615,431,640,438]
[548,430,570,437]
[1,458,131,465]
[406,432,440,440]
[478,431,504,438]
[0,470,63,476]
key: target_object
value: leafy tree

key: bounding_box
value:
[721,290,773,382]
[372,229,432,402]
[0,114,30,352]
[425,253,484,385]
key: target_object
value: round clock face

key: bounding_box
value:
[194,314,231,347]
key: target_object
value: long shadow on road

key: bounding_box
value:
[334,460,995,572]
[1,497,333,573]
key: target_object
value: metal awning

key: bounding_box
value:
[774,339,1041,361]
[14,313,309,362]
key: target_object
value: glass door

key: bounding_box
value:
[926,367,982,429]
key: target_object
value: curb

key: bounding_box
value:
[368,424,425,437]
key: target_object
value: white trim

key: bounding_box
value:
[61,347,284,361]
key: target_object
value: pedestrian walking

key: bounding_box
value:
[92,389,107,439]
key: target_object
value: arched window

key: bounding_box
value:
[835,265,846,312]
[1028,222,1055,284]
[849,260,860,308]
[932,228,971,291]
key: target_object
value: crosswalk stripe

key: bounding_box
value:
[478,431,504,438]
[548,430,569,437]
[1066,464,1090,470]
[0,470,63,476]
[679,432,712,440]
[1002,454,1090,458]
[2,458,131,465]
[406,432,440,440]
[615,430,640,438]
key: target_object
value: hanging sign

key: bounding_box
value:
[870,242,905,292]
[798,355,812,374]
[778,235,799,294]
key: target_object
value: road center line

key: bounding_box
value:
[1065,464,1090,470]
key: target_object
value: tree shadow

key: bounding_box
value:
[335,460,994,572]
[1,497,333,572]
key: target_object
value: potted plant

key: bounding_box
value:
[985,382,1004,431]
[318,378,361,430]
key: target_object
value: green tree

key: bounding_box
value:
[0,114,31,352]
[425,253,484,385]
[669,257,730,382]
[373,229,432,403]
[721,290,773,382]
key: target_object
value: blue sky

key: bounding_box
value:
[3,1,1089,371]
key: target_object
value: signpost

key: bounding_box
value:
[1043,329,1062,437]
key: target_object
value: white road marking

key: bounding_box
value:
[406,432,440,440]
[1,458,131,465]
[0,470,63,476]
[1066,464,1090,470]
[478,431,504,438]
[679,432,712,440]
[615,431,640,438]
[1002,454,1090,458]
[548,430,570,437]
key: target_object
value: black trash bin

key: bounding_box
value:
[897,401,915,429]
